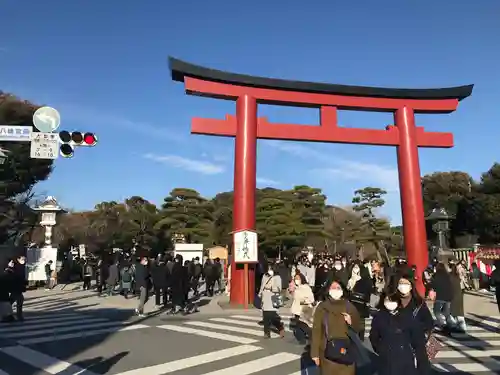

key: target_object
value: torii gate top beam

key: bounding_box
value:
[170,58,473,113]
[169,57,473,147]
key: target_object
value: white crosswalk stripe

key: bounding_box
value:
[0,311,149,345]
[0,343,311,375]
[157,312,500,373]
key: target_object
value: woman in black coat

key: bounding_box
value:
[369,291,431,375]
[449,263,466,332]
[430,262,454,328]
[391,268,434,335]
[346,261,373,340]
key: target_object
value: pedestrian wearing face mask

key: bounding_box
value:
[369,292,431,375]
[304,260,316,287]
[331,260,348,287]
[346,261,373,340]
[394,271,434,335]
[290,272,316,343]
[258,265,285,339]
[429,262,454,330]
[310,279,360,375]
[10,255,27,321]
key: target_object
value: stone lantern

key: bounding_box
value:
[426,208,454,261]
[34,196,65,248]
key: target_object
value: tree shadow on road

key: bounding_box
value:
[0,286,216,374]
[432,315,500,373]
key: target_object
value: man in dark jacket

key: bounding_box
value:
[10,255,27,321]
[190,257,202,296]
[106,261,120,296]
[170,254,187,313]
[134,256,150,317]
[151,256,168,309]
[44,260,53,290]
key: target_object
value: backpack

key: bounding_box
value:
[121,268,132,282]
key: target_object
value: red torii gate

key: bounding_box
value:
[170,57,473,305]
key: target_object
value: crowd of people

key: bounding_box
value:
[257,253,500,375]
[2,249,500,374]
[77,252,225,316]
[0,252,225,321]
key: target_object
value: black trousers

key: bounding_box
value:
[496,289,500,314]
[83,276,91,290]
[206,278,215,296]
[262,310,283,336]
[155,287,167,306]
[294,320,311,343]
[97,282,106,294]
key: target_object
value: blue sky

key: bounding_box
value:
[1,1,499,224]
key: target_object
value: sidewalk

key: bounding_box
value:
[24,284,498,318]
[24,283,228,315]
[463,290,498,319]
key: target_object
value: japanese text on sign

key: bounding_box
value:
[0,126,32,141]
[30,132,59,160]
[233,230,258,263]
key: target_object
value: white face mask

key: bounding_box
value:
[329,289,343,300]
[334,264,342,270]
[294,279,301,286]
[398,284,411,295]
[268,270,274,276]
[384,301,398,311]
[18,260,26,265]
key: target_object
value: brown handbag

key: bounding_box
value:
[413,303,442,360]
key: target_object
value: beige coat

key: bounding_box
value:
[291,284,315,317]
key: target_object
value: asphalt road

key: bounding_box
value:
[1,292,500,374]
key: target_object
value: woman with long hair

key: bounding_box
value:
[290,271,315,344]
[449,261,466,332]
[370,291,430,375]
[346,260,373,340]
[391,269,434,334]
[429,262,454,329]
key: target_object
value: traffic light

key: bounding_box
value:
[58,131,98,158]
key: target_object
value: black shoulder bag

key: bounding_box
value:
[322,304,356,365]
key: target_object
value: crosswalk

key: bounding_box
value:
[2,305,500,374]
[159,313,500,374]
[0,311,149,345]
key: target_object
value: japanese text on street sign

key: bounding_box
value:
[234,230,258,263]
[30,132,59,160]
[0,126,32,141]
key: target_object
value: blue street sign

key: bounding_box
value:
[0,125,32,141]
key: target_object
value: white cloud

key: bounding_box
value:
[143,153,225,175]
[315,162,400,193]
[257,177,280,186]
[265,141,329,161]
[267,141,399,193]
